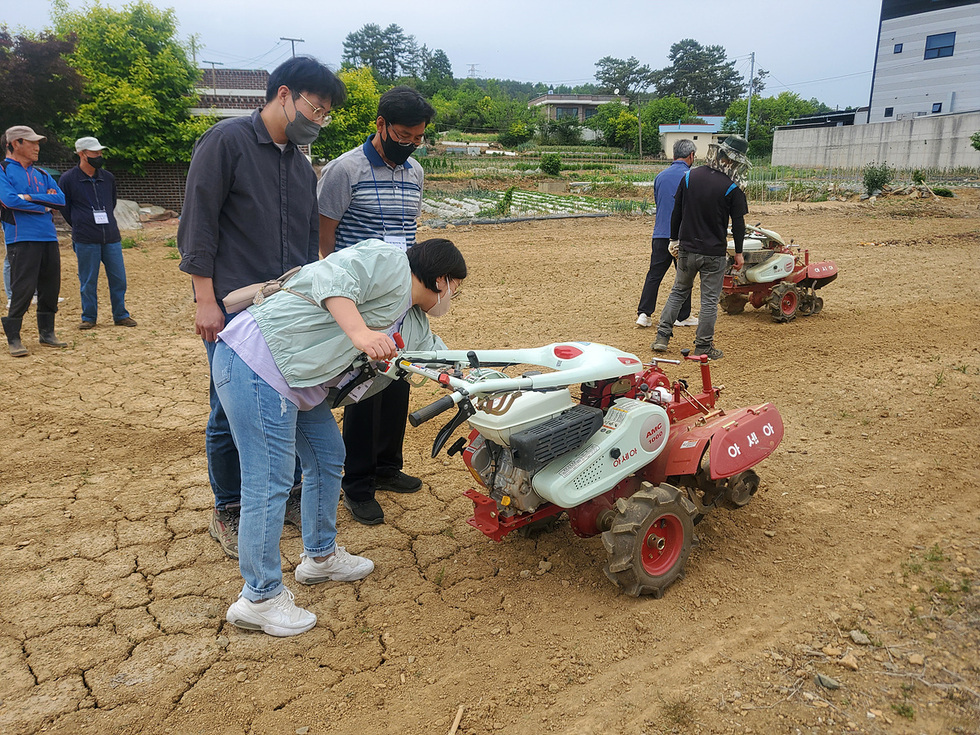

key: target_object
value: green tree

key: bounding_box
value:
[587,102,638,150]
[0,27,84,161]
[638,96,702,157]
[641,96,701,129]
[51,0,211,173]
[497,119,534,147]
[539,117,582,146]
[419,48,454,97]
[430,79,517,134]
[652,40,750,115]
[312,66,380,162]
[971,130,980,151]
[594,56,655,102]
[722,92,822,156]
[342,23,417,84]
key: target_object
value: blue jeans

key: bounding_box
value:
[656,250,726,349]
[212,341,344,602]
[203,309,300,508]
[204,312,243,510]
[73,241,130,323]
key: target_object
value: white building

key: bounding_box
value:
[658,117,725,159]
[868,0,980,123]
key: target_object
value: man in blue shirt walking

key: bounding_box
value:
[635,139,696,329]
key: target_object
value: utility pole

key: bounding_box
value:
[745,51,755,141]
[466,64,479,79]
[280,37,305,57]
[637,95,643,159]
[202,60,223,96]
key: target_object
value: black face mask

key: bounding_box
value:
[87,156,104,169]
[380,125,416,166]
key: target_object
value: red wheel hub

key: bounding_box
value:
[780,289,798,316]
[640,513,684,576]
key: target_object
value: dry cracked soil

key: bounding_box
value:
[1,190,979,735]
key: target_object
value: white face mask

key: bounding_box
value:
[426,279,453,318]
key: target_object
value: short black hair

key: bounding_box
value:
[378,86,435,127]
[407,238,467,292]
[266,56,347,108]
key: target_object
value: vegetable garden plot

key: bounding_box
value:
[422,189,651,224]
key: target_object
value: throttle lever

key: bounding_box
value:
[431,399,476,458]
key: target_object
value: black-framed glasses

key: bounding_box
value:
[383,119,424,147]
[297,92,331,125]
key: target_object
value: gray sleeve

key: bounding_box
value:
[177,127,233,278]
[316,159,352,220]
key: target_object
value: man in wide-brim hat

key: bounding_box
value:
[651,134,751,362]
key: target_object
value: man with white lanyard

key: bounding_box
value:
[58,136,136,330]
[316,86,435,525]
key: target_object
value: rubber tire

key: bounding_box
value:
[768,282,800,323]
[720,293,748,315]
[602,483,697,598]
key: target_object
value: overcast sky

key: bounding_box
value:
[6,0,884,110]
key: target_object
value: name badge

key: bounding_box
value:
[383,234,408,251]
[93,209,109,225]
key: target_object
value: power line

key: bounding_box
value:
[203,42,288,68]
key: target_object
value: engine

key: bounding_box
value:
[462,388,604,514]
[461,381,672,515]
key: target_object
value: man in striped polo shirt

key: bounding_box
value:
[316,86,435,525]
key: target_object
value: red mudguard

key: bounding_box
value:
[652,403,783,480]
[807,260,838,281]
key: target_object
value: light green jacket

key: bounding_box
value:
[249,240,444,388]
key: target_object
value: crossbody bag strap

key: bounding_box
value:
[278,285,324,309]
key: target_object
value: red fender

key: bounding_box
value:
[707,403,784,478]
[807,260,838,281]
[643,403,784,482]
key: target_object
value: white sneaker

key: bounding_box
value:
[635,313,653,328]
[674,316,699,327]
[225,587,316,637]
[295,547,374,584]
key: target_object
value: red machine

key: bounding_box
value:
[395,343,784,598]
[721,224,838,322]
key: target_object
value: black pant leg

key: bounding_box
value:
[342,392,382,503]
[637,238,674,316]
[6,242,43,320]
[35,242,61,314]
[376,378,410,477]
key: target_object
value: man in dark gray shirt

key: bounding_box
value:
[177,57,346,559]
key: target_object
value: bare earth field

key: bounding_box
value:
[1,191,979,735]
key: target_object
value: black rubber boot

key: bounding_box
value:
[37,312,67,348]
[1,316,29,357]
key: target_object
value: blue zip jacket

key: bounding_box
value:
[0,158,64,243]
